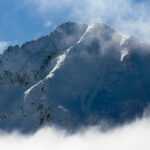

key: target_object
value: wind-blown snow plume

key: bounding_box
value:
[120,35,130,46]
[77,24,95,44]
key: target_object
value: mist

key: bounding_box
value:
[0,41,9,54]
[25,0,150,43]
[0,116,149,150]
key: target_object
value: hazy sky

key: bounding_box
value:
[0,0,150,50]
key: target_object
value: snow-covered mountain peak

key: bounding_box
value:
[0,22,150,133]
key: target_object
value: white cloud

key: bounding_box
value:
[0,117,150,150]
[26,0,73,13]
[25,0,150,43]
[45,20,52,27]
[0,41,9,54]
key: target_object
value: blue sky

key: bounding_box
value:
[0,0,54,45]
[0,0,150,52]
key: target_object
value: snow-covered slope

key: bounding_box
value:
[0,22,150,133]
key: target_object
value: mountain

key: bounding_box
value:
[0,22,150,133]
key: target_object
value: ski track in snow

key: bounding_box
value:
[24,24,94,100]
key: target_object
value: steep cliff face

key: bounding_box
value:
[0,22,150,133]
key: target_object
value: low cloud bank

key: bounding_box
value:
[0,117,150,150]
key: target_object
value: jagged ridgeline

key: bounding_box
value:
[0,22,150,133]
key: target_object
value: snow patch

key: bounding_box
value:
[58,105,68,112]
[121,48,129,61]
[120,34,130,61]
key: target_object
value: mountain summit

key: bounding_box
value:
[0,22,150,133]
